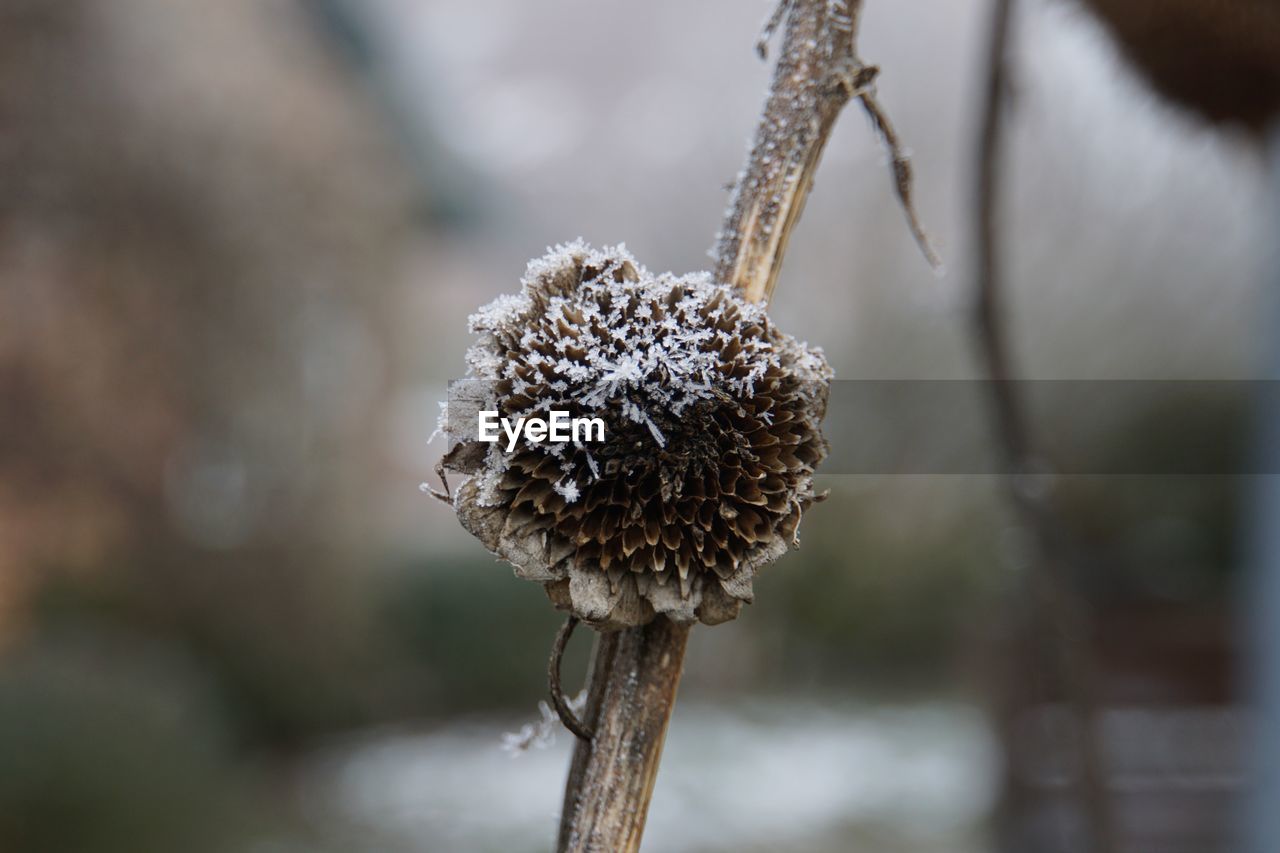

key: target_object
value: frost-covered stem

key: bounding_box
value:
[557,618,690,852]
[715,0,867,303]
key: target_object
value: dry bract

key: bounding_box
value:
[441,242,831,629]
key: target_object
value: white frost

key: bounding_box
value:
[553,478,581,504]
[450,241,826,504]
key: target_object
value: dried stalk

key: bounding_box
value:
[557,1,926,848]
[971,1,1116,850]
[557,619,691,852]
[716,0,937,303]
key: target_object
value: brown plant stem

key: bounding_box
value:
[557,2,908,848]
[715,0,937,303]
[715,0,865,303]
[557,618,691,852]
[971,0,1117,850]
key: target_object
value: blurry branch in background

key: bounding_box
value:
[557,1,932,849]
[971,0,1117,850]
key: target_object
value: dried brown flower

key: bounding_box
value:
[439,242,831,629]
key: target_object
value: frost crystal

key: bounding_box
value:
[500,693,587,756]
[553,478,581,504]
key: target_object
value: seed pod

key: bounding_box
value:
[440,241,831,629]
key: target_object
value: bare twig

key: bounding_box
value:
[548,616,594,741]
[419,462,452,504]
[755,0,793,60]
[971,1,1116,850]
[857,88,942,271]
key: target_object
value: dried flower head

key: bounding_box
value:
[439,241,831,629]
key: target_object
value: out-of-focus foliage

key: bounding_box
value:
[0,634,257,853]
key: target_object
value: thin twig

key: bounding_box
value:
[755,0,793,59]
[548,616,594,741]
[857,88,942,271]
[971,1,1117,851]
[420,461,452,505]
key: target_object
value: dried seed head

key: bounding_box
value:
[440,241,831,629]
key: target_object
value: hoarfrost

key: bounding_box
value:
[500,692,588,756]
[449,241,796,504]
[553,478,581,504]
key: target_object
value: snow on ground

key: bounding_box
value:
[301,697,995,853]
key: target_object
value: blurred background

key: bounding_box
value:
[0,0,1270,851]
